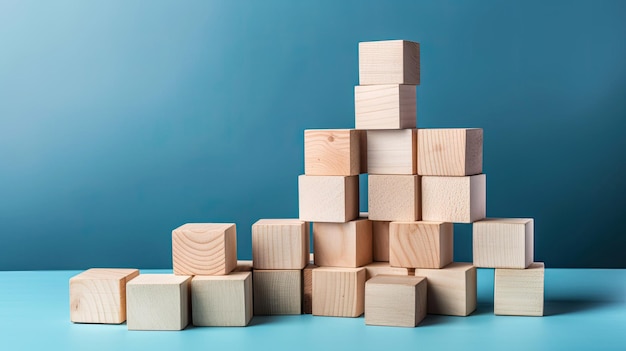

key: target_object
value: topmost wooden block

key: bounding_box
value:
[172,223,237,276]
[418,128,483,176]
[359,40,420,85]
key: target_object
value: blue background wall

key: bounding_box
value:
[1,0,625,270]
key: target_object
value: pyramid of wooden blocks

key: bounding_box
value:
[69,268,139,324]
[298,175,359,223]
[422,174,486,223]
[389,221,453,269]
[312,267,365,317]
[359,40,420,85]
[172,223,237,276]
[414,262,477,316]
[126,274,192,331]
[252,219,309,270]
[313,218,372,268]
[191,272,252,326]
[367,129,417,174]
[365,275,427,327]
[368,174,421,221]
[495,262,544,316]
[372,220,391,262]
[304,129,361,176]
[355,84,417,130]
[253,269,302,315]
[364,262,410,280]
[473,218,534,269]
[418,128,483,176]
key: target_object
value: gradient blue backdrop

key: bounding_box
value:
[1,0,625,270]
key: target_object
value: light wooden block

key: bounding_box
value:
[252,219,309,270]
[389,221,453,269]
[253,270,301,315]
[372,221,390,262]
[69,268,139,324]
[367,129,417,175]
[358,40,420,85]
[302,264,317,314]
[473,218,534,269]
[304,129,360,176]
[191,272,252,327]
[313,267,366,317]
[365,275,426,327]
[368,174,421,221]
[298,175,359,223]
[495,262,545,316]
[418,128,483,176]
[126,274,191,331]
[355,84,416,130]
[414,262,477,316]
[421,175,486,223]
[313,219,372,268]
[364,262,410,280]
[233,260,253,272]
[358,130,368,174]
[172,223,237,276]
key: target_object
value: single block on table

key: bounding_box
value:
[364,262,410,280]
[298,175,359,223]
[253,269,302,315]
[313,219,372,268]
[421,175,486,223]
[368,174,421,222]
[172,223,237,276]
[414,262,477,316]
[389,221,453,269]
[372,220,391,262]
[417,128,483,176]
[495,262,545,316]
[358,40,420,85]
[304,129,360,176]
[365,275,427,327]
[191,272,252,327]
[252,219,309,270]
[313,267,365,317]
[367,129,417,175]
[302,263,318,314]
[355,84,416,130]
[473,218,534,269]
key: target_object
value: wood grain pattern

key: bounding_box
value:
[364,262,410,280]
[389,221,453,269]
[252,219,309,270]
[421,175,486,223]
[495,262,544,316]
[354,84,416,130]
[414,262,477,316]
[304,129,360,176]
[372,220,391,262]
[253,270,302,315]
[302,263,317,314]
[312,267,365,318]
[172,223,237,276]
[473,218,534,269]
[298,175,359,223]
[365,275,426,327]
[368,174,420,221]
[358,40,420,85]
[69,268,139,324]
[367,129,417,175]
[191,272,252,326]
[417,128,483,176]
[313,219,372,268]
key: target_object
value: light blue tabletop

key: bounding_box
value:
[0,269,624,351]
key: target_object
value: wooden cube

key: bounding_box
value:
[252,219,309,270]
[302,263,317,314]
[172,223,237,276]
[358,40,420,85]
[364,262,410,280]
[495,262,545,316]
[473,218,534,269]
[304,129,360,176]
[253,270,301,315]
[372,221,391,262]
[368,174,421,221]
[418,128,483,176]
[298,175,359,223]
[313,219,372,268]
[414,262,477,316]
[365,275,427,327]
[367,129,417,175]
[355,84,416,130]
[126,274,191,331]
[389,221,453,269]
[191,272,252,327]
[69,268,139,324]
[421,175,486,223]
[312,267,365,317]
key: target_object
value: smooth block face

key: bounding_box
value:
[253,270,302,315]
[69,268,139,324]
[367,129,417,175]
[252,219,309,270]
[298,175,359,223]
[172,223,237,276]
[126,274,192,331]
[368,174,421,222]
[495,262,545,316]
[389,221,453,269]
[312,267,365,317]
[191,272,252,327]
[372,221,391,262]
[313,219,373,268]
[304,129,361,176]
[355,84,417,130]
[473,218,534,269]
[414,262,477,316]
[421,175,486,223]
[364,262,410,280]
[358,40,420,85]
[417,128,483,176]
[365,275,427,327]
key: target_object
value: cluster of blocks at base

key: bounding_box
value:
[69,39,545,330]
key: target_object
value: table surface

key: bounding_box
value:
[0,268,624,351]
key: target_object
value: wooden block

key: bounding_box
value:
[233,260,253,272]
[389,221,453,269]
[312,267,365,317]
[191,272,253,326]
[368,174,421,221]
[473,218,534,269]
[252,219,309,270]
[364,262,410,280]
[358,129,367,174]
[298,175,359,223]
[414,262,477,316]
[304,129,360,176]
[367,129,417,175]
[302,264,318,314]
[365,275,427,327]
[418,128,483,176]
[69,268,139,324]
[313,219,372,268]
[355,84,416,130]
[495,262,545,316]
[172,223,237,276]
[126,274,191,331]
[253,270,301,315]
[372,221,390,262]
[358,40,420,85]
[421,175,486,223]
